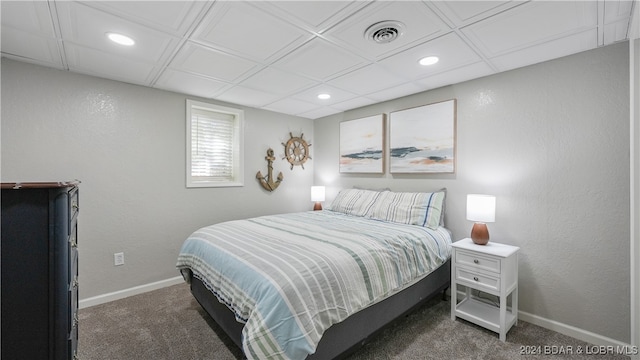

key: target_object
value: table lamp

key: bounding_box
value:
[311,186,325,211]
[466,194,496,245]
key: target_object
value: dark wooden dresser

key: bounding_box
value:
[1,181,80,360]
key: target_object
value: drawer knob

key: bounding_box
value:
[473,276,479,281]
[72,202,79,211]
[473,259,479,264]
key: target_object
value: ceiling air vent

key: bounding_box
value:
[364,20,406,44]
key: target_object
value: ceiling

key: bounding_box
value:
[1,1,637,119]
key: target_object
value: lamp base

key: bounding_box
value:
[470,223,489,245]
[313,202,322,211]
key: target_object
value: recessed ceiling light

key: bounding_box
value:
[317,93,331,100]
[106,32,135,46]
[419,56,439,66]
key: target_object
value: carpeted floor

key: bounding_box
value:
[78,283,629,360]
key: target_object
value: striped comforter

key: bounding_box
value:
[176,210,452,359]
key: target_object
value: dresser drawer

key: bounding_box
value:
[456,249,500,274]
[68,315,78,360]
[68,187,79,233]
[68,220,78,248]
[68,282,78,332]
[456,267,500,292]
[68,251,78,333]
[68,225,78,281]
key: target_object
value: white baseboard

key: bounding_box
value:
[518,310,632,349]
[453,290,631,348]
[79,276,184,309]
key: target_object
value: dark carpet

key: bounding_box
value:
[78,282,629,359]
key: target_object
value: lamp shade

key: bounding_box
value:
[466,194,496,223]
[311,186,325,202]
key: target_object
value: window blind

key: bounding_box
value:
[190,108,236,181]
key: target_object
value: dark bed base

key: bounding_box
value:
[189,259,451,359]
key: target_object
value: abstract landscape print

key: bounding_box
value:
[389,99,456,174]
[339,114,385,173]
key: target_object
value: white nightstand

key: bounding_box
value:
[450,238,520,342]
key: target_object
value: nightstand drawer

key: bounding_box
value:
[456,250,500,274]
[456,267,500,292]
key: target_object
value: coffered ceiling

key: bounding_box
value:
[1,1,637,119]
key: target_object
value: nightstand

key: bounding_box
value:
[450,238,520,342]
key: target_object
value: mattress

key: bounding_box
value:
[176,210,452,360]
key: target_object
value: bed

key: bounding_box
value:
[177,188,452,359]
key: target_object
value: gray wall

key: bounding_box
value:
[313,42,631,343]
[0,58,314,298]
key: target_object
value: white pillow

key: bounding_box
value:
[327,188,382,217]
[366,190,445,229]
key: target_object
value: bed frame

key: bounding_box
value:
[188,259,450,359]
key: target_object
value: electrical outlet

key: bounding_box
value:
[114,252,124,266]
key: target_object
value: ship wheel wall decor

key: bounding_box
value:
[282,132,311,170]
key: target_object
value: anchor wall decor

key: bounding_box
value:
[256,148,283,192]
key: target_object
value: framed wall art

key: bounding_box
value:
[339,114,385,174]
[389,99,456,174]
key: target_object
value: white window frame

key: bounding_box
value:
[186,99,244,188]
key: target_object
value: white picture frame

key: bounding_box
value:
[389,99,457,174]
[339,114,386,174]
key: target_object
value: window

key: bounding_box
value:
[186,99,244,188]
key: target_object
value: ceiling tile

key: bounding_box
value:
[56,2,180,63]
[603,0,635,23]
[366,82,426,103]
[273,38,366,81]
[65,43,156,85]
[600,0,636,46]
[216,86,281,108]
[331,96,377,111]
[170,43,260,82]
[414,61,495,90]
[154,69,230,98]
[255,1,370,33]
[323,1,450,60]
[192,1,312,62]
[603,18,634,44]
[489,29,598,72]
[241,67,317,96]
[264,98,320,116]
[378,32,482,80]
[1,1,55,36]
[327,64,408,95]
[461,1,598,57]
[298,106,343,119]
[428,1,521,26]
[81,1,209,36]
[292,84,357,107]
[1,27,63,68]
